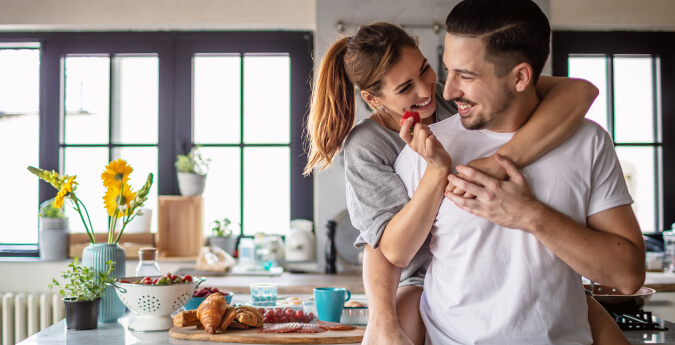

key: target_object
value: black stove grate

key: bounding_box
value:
[612,311,668,331]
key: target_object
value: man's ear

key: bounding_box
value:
[361,90,381,110]
[512,63,533,93]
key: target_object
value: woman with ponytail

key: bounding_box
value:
[305,22,621,345]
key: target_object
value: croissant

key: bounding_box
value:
[197,292,228,334]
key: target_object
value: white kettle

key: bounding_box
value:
[285,219,315,261]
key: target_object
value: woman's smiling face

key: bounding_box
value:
[371,46,437,124]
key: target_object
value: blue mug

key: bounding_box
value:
[314,287,351,323]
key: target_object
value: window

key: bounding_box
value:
[193,54,293,235]
[0,32,314,256]
[552,31,675,233]
[61,54,160,234]
[0,42,40,248]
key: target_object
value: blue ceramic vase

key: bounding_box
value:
[82,243,126,322]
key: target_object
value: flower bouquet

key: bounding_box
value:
[28,159,153,244]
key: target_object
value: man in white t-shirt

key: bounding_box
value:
[395,0,645,343]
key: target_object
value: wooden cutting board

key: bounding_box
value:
[169,325,365,344]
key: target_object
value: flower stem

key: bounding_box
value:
[71,196,95,244]
[76,196,96,243]
[109,209,118,244]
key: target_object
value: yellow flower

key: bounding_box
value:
[103,183,137,218]
[101,159,133,188]
[54,176,77,208]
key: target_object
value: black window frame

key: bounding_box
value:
[552,31,675,235]
[0,31,314,257]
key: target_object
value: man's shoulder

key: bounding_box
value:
[570,119,614,148]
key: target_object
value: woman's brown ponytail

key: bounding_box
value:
[304,37,355,176]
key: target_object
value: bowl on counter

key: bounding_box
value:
[109,276,204,331]
[184,291,234,311]
[591,285,656,314]
[342,300,368,325]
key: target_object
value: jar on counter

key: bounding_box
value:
[238,238,255,267]
[136,247,161,276]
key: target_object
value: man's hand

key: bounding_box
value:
[399,117,451,171]
[445,154,539,230]
[445,154,508,199]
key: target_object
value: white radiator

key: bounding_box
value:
[0,292,64,345]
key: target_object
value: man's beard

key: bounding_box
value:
[461,84,515,130]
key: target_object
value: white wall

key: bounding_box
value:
[0,0,315,31]
[550,0,675,30]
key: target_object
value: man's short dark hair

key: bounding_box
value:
[445,0,551,83]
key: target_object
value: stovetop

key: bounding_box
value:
[615,311,668,331]
[621,312,675,344]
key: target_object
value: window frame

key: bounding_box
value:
[0,31,314,256]
[552,31,675,234]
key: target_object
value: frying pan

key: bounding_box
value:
[590,285,656,314]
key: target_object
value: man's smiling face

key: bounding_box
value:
[442,33,515,131]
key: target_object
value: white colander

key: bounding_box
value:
[110,276,204,331]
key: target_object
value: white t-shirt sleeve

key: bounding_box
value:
[393,145,427,199]
[587,128,634,217]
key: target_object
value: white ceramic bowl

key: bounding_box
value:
[342,300,368,325]
[110,276,204,331]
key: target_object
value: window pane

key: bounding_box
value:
[64,56,110,145]
[0,48,39,114]
[568,56,609,131]
[243,147,289,235]
[0,48,40,244]
[113,147,158,232]
[200,147,241,237]
[62,147,109,234]
[115,55,158,144]
[613,57,655,143]
[616,146,656,232]
[243,55,290,144]
[194,54,241,145]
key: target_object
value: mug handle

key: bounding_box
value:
[344,289,351,302]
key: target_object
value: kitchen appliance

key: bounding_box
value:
[326,210,363,272]
[257,234,285,266]
[285,219,316,261]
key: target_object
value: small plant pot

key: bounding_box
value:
[64,298,101,330]
[177,172,207,196]
[208,236,237,256]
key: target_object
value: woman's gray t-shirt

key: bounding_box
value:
[344,83,457,287]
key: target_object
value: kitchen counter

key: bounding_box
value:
[16,293,675,345]
[18,293,364,345]
[17,315,675,345]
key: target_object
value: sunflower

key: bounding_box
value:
[103,183,137,217]
[101,159,133,188]
[54,175,77,209]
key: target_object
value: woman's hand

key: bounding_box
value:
[445,154,508,199]
[399,117,452,171]
[445,154,539,230]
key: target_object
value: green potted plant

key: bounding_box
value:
[175,146,211,196]
[208,218,240,256]
[49,256,115,330]
[38,197,70,261]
